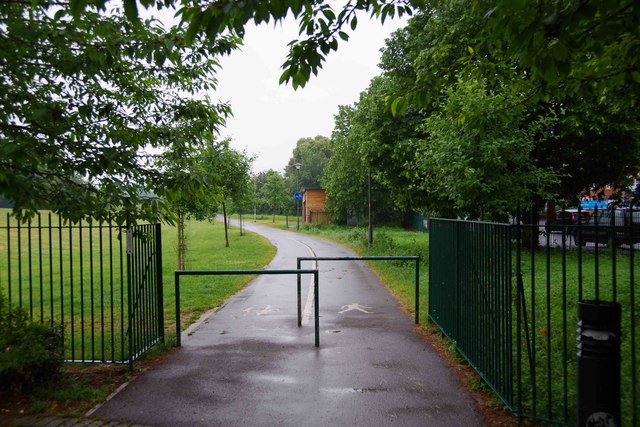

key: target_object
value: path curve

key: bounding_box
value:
[92,221,484,426]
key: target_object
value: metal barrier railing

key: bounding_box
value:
[296,256,421,324]
[174,269,320,347]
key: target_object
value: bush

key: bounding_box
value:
[0,293,63,396]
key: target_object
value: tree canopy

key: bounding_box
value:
[1,0,241,223]
[284,135,332,190]
[326,0,639,221]
[4,0,638,224]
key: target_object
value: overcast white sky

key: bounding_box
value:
[213,13,407,174]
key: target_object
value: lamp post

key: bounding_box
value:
[295,162,301,230]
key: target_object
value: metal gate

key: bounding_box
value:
[0,213,164,365]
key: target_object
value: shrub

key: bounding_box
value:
[0,293,63,396]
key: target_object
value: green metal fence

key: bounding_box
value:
[0,212,163,365]
[429,219,514,407]
[429,214,639,426]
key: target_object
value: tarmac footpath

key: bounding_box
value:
[80,222,482,426]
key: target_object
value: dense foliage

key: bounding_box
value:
[1,0,239,224]
[4,0,637,224]
[0,294,64,396]
[327,0,639,221]
[284,135,333,190]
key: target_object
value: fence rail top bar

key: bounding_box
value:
[430,217,511,226]
[297,256,419,261]
[175,269,318,276]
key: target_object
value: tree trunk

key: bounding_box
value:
[177,211,186,270]
[223,200,229,247]
[521,204,541,251]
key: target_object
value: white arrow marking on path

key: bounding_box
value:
[339,303,373,314]
[257,305,280,316]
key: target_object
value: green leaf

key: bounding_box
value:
[350,15,358,31]
[69,0,86,17]
[322,8,336,22]
[123,0,139,23]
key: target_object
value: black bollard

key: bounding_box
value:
[576,300,621,427]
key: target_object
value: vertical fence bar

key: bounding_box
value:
[17,218,22,308]
[414,258,419,324]
[156,223,164,343]
[531,208,538,416]
[506,223,513,405]
[175,272,181,347]
[516,207,523,418]
[58,216,64,350]
[561,209,568,423]
[595,206,600,300]
[578,205,584,300]
[545,209,552,419]
[109,217,115,362]
[48,213,54,328]
[79,220,85,362]
[89,220,95,361]
[297,258,302,327]
[99,220,105,361]
[119,225,125,362]
[137,227,143,353]
[28,219,33,319]
[630,205,637,427]
[314,270,319,348]
[69,221,75,361]
[144,225,151,349]
[6,213,11,305]
[38,214,43,324]
[126,223,133,367]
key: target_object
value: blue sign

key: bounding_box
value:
[294,192,302,201]
[580,200,608,210]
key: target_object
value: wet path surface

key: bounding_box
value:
[92,222,484,426]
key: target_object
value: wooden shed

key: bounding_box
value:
[301,187,330,224]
